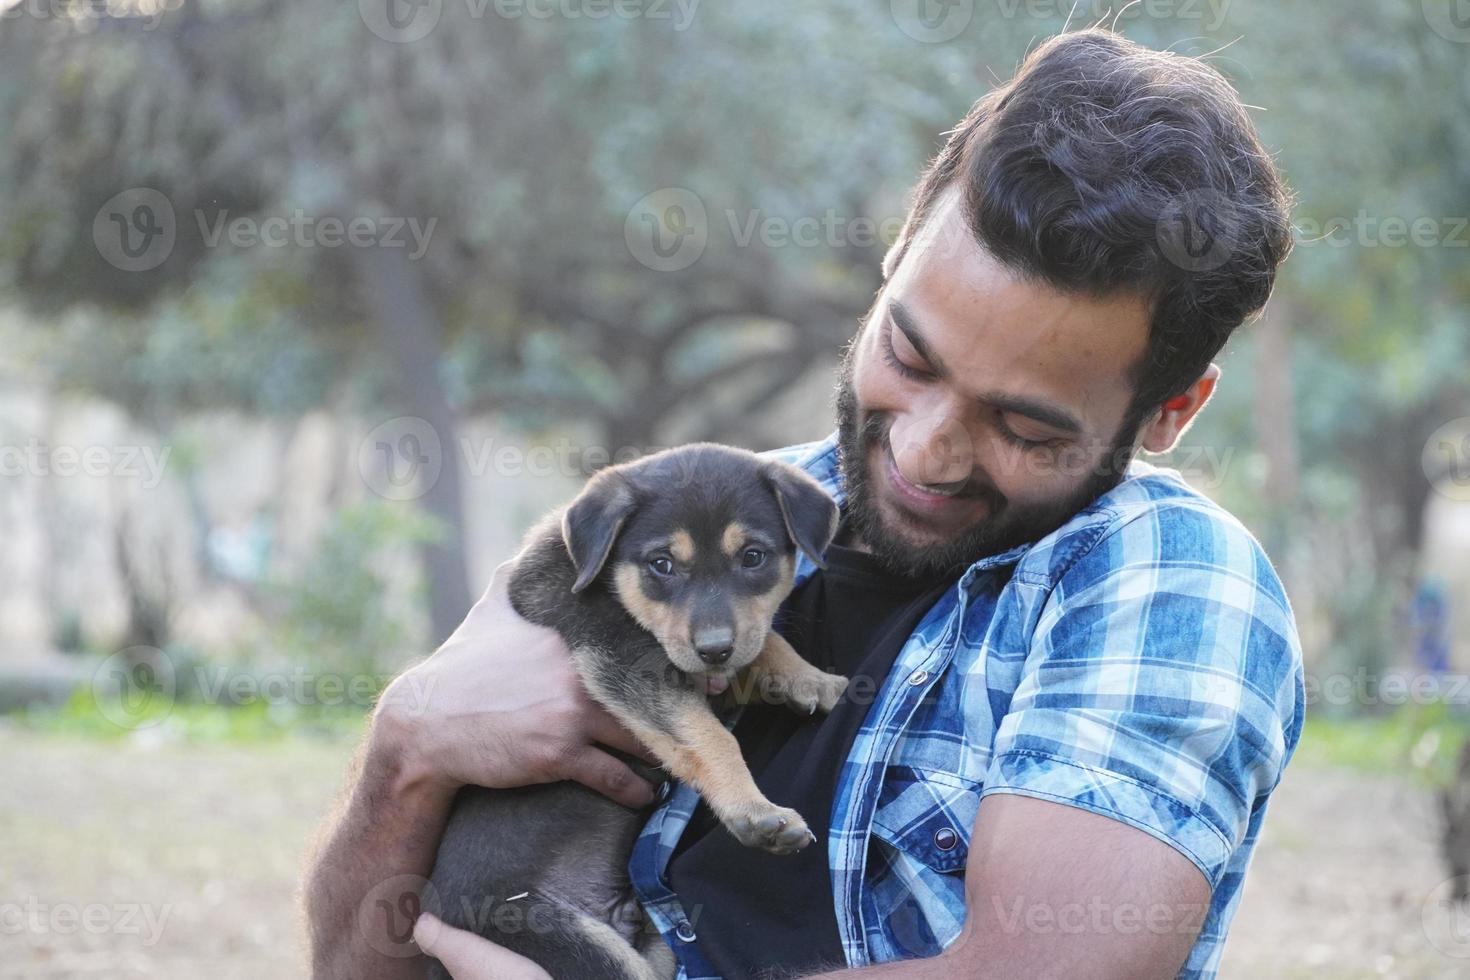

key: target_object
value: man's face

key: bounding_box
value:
[836,191,1154,579]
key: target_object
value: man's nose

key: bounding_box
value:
[891,412,975,488]
[692,626,735,665]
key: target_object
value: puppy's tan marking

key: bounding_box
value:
[612,563,693,664]
[669,530,695,564]
[720,522,749,559]
[729,554,795,660]
[740,629,849,714]
[564,915,669,980]
[613,564,674,636]
[570,646,812,854]
[642,699,812,853]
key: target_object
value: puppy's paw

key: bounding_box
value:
[781,671,849,716]
[729,803,815,855]
[811,672,849,713]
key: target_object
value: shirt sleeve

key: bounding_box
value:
[981,501,1305,887]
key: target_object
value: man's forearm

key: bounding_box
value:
[304,715,455,980]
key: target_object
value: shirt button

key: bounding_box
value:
[907,669,929,687]
[675,920,697,943]
[934,827,959,851]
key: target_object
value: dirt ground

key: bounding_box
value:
[1,729,1467,979]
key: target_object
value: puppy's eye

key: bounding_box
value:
[648,557,675,577]
[741,548,767,569]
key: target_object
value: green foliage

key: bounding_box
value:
[259,501,442,676]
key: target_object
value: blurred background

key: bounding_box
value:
[0,1,1467,977]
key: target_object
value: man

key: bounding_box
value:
[305,28,1302,980]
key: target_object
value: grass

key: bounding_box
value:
[1296,704,1470,788]
[14,686,1470,788]
[11,688,370,745]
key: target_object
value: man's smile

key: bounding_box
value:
[876,440,990,533]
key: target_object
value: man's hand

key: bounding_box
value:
[413,913,552,980]
[374,558,658,809]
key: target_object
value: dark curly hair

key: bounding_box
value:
[886,29,1294,434]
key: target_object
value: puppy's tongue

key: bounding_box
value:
[704,674,729,696]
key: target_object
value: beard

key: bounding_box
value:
[833,339,1134,581]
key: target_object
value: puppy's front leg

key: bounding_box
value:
[642,694,816,855]
[739,631,848,716]
[570,647,814,855]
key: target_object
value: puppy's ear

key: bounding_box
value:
[562,470,637,594]
[764,462,839,570]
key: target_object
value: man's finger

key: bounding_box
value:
[414,913,551,980]
[564,747,657,809]
[584,712,660,765]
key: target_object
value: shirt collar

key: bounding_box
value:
[793,429,1162,587]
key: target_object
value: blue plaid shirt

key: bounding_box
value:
[630,433,1304,979]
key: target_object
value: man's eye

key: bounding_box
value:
[883,322,934,381]
[648,557,675,576]
[741,548,767,569]
[997,415,1060,450]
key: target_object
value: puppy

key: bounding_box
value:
[425,443,847,980]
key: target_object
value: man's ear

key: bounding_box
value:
[561,470,637,594]
[1139,364,1222,454]
[764,462,839,569]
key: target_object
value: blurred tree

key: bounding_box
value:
[1201,1,1470,667]
[0,0,985,640]
[0,0,1464,662]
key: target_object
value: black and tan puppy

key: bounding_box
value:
[425,443,846,980]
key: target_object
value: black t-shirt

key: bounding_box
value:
[667,526,953,979]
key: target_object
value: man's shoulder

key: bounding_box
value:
[759,433,839,469]
[1022,458,1290,608]
[759,434,842,496]
[1015,459,1305,763]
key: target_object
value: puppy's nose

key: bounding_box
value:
[693,627,735,665]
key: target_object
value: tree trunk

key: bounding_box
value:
[351,245,471,645]
[1253,302,1300,524]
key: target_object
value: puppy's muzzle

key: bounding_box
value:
[693,626,735,665]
